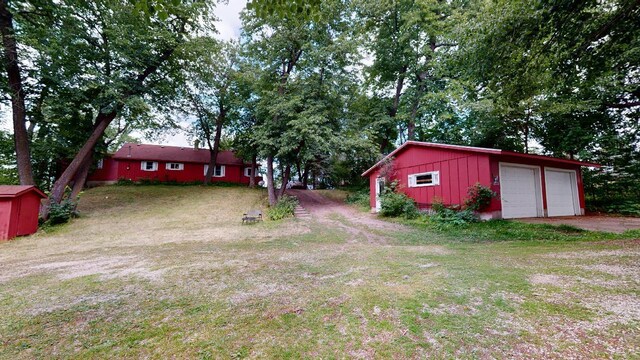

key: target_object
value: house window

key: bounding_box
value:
[204,165,225,177]
[408,171,440,187]
[166,162,184,171]
[141,161,158,171]
[244,167,253,177]
[96,159,104,169]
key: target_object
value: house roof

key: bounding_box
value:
[112,143,250,166]
[0,185,47,199]
[361,141,601,177]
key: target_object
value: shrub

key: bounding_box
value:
[116,178,134,185]
[379,192,419,219]
[345,189,370,209]
[267,195,299,220]
[464,183,496,212]
[47,199,79,225]
[430,198,478,226]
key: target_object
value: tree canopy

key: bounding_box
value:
[0,0,637,210]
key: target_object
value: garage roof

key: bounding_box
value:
[361,141,601,177]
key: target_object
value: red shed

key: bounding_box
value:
[0,186,47,240]
[362,141,600,219]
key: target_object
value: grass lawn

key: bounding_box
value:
[1,185,639,358]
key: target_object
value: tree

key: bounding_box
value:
[1,0,215,215]
[181,40,240,184]
[0,0,34,184]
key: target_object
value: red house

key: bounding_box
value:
[88,143,261,185]
[0,186,47,240]
[362,141,600,219]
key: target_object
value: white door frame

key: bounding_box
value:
[375,177,385,212]
[544,167,580,216]
[499,162,544,218]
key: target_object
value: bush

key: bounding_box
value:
[267,195,299,220]
[431,207,478,226]
[47,199,79,225]
[379,192,419,219]
[430,198,478,227]
[345,189,370,209]
[116,178,134,185]
[464,183,496,212]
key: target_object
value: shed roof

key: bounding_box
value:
[0,185,47,199]
[112,143,249,165]
[361,141,601,177]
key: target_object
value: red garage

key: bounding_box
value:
[362,141,599,219]
[0,186,47,240]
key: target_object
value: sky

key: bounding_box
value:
[143,0,248,147]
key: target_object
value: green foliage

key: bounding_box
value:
[463,183,496,212]
[267,195,299,220]
[46,199,78,225]
[430,198,478,227]
[379,192,419,219]
[345,189,370,209]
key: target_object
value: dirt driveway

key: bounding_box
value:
[517,215,640,233]
[287,189,407,243]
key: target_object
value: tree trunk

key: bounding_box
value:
[48,111,116,206]
[0,0,34,185]
[204,110,225,184]
[279,164,291,198]
[301,162,310,188]
[266,155,277,205]
[69,153,93,200]
[249,153,257,188]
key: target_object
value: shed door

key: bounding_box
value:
[500,164,542,219]
[375,178,385,212]
[545,169,579,217]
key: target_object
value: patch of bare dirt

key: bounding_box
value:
[30,256,165,281]
[288,190,411,244]
[517,215,640,233]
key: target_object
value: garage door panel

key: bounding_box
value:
[501,165,540,219]
[545,169,578,217]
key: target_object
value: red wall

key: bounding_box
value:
[369,147,493,209]
[115,160,255,184]
[87,157,119,182]
[0,192,42,240]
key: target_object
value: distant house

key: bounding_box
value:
[88,143,261,186]
[362,141,600,219]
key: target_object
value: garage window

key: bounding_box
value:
[408,171,440,187]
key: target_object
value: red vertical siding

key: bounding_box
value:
[87,156,119,182]
[377,146,493,208]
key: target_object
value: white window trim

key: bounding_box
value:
[166,162,184,171]
[204,164,225,177]
[408,171,440,188]
[244,167,253,177]
[141,161,158,172]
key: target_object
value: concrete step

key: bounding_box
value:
[294,205,311,219]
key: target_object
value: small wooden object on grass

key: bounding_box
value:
[242,209,263,223]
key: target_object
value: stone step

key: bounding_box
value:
[294,205,311,219]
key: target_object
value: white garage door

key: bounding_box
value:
[545,169,579,217]
[500,164,541,219]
